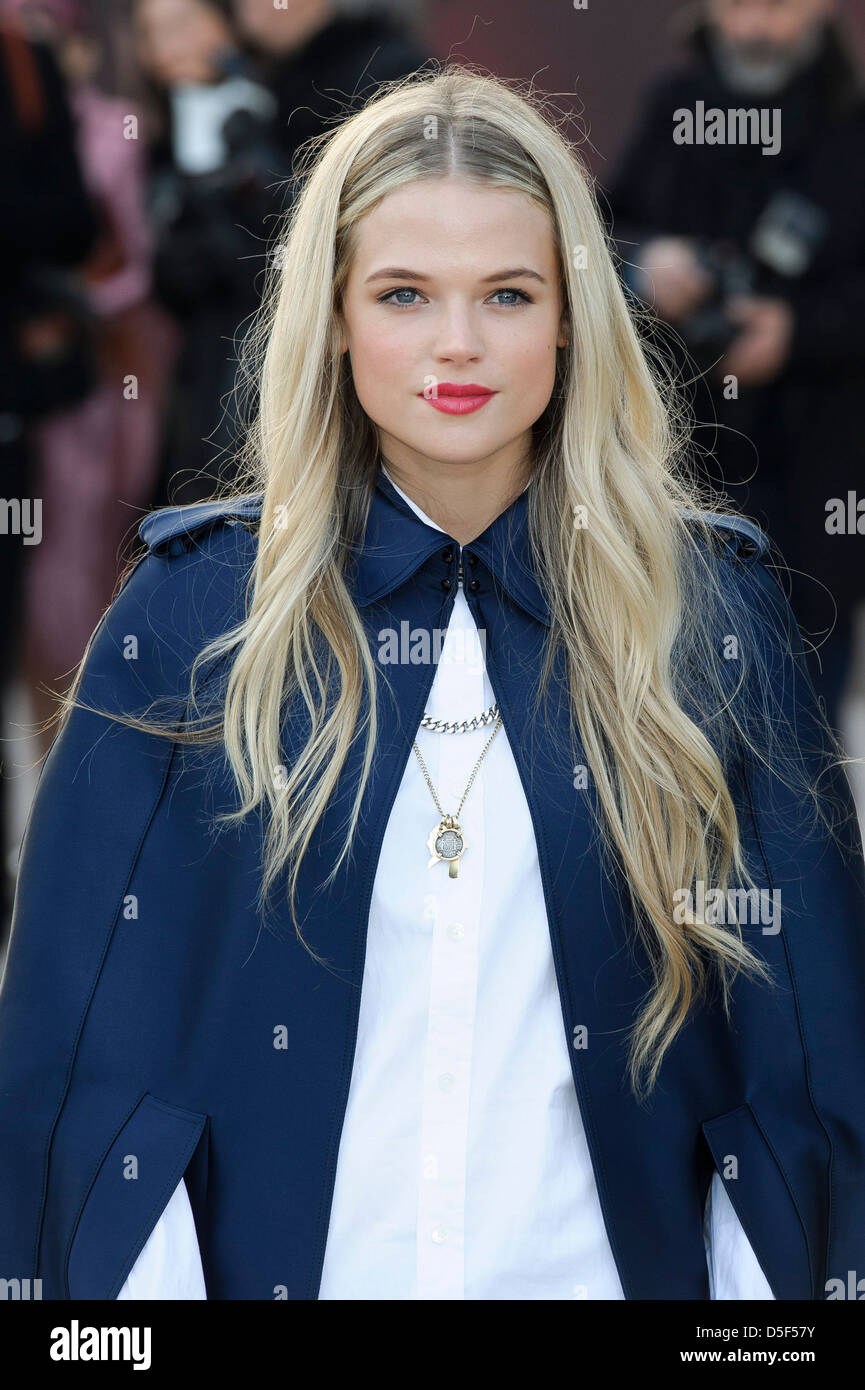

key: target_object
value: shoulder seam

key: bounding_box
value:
[138,494,264,556]
[679,507,770,563]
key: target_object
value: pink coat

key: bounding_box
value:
[23,85,178,683]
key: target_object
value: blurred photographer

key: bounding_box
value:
[134,0,290,504]
[231,0,430,168]
[607,0,865,732]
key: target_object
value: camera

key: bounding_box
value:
[679,190,829,372]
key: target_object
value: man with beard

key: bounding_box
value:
[606,0,865,734]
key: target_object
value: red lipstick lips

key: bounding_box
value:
[420,382,497,415]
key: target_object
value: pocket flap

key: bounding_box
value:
[701,1101,813,1300]
[67,1091,208,1299]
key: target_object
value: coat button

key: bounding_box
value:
[441,547,453,563]
[465,551,477,566]
[469,579,480,593]
[441,577,452,591]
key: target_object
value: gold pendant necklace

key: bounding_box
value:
[412,714,503,878]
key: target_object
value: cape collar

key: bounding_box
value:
[137,476,768,629]
[348,465,552,627]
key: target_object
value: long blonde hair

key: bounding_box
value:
[55,63,856,1098]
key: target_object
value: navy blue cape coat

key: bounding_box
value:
[1,468,864,1300]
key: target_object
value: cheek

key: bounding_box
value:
[347,318,415,397]
[507,334,559,405]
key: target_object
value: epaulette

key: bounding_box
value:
[679,508,770,563]
[138,494,264,556]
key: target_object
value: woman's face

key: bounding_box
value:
[338,177,569,480]
[135,0,233,87]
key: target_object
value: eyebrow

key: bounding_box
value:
[364,266,547,285]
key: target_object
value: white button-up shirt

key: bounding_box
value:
[117,470,774,1300]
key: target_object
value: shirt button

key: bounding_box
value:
[438,1072,455,1092]
[431,1226,448,1244]
[447,922,465,942]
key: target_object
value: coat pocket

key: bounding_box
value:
[701,1101,813,1300]
[66,1090,208,1300]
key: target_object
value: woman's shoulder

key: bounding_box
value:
[678,506,770,567]
[675,506,822,746]
[137,493,264,559]
[677,506,786,625]
[126,493,264,634]
[675,505,797,669]
[69,495,265,723]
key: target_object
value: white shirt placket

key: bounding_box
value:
[415,588,486,1299]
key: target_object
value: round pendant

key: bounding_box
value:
[435,828,464,860]
[427,820,468,872]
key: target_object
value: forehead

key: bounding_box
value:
[348,178,558,272]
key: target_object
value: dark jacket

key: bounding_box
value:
[1,470,864,1299]
[264,9,431,165]
[605,19,865,636]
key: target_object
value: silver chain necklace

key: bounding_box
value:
[414,702,504,878]
[413,713,503,879]
[419,700,499,734]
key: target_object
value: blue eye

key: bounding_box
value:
[379,287,423,307]
[489,288,532,306]
[377,287,533,308]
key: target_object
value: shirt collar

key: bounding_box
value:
[348,464,551,627]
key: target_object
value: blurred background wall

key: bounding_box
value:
[431,0,865,169]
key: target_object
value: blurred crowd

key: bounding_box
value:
[607,0,865,743]
[0,0,863,935]
[0,0,430,927]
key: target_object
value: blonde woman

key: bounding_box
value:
[1,65,864,1302]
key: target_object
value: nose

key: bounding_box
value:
[433,299,484,363]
